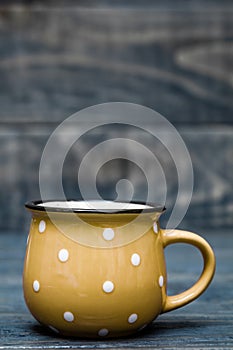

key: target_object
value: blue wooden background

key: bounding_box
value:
[0,0,232,233]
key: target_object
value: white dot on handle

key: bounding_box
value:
[131,253,141,266]
[33,280,40,292]
[63,311,74,322]
[98,328,109,337]
[103,228,115,241]
[159,275,164,287]
[39,220,46,233]
[153,222,158,234]
[128,313,138,324]
[58,249,69,262]
[103,281,114,293]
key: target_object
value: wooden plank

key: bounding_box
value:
[0,127,232,231]
[0,5,232,124]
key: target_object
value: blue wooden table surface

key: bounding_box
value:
[0,230,232,349]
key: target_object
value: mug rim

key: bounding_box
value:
[25,199,165,214]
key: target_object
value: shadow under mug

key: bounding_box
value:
[23,200,216,338]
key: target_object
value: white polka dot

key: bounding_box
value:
[39,220,46,233]
[159,275,164,287]
[103,228,115,241]
[58,249,69,262]
[63,311,74,322]
[48,325,59,334]
[128,313,138,324]
[131,253,141,266]
[103,281,114,293]
[153,222,158,234]
[98,328,109,337]
[33,280,40,292]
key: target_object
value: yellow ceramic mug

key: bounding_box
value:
[23,200,215,338]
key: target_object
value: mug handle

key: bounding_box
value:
[161,229,216,313]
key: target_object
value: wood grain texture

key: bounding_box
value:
[0,1,233,231]
[0,230,232,349]
[0,126,233,231]
[0,2,233,124]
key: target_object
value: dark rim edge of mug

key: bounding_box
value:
[25,199,166,214]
